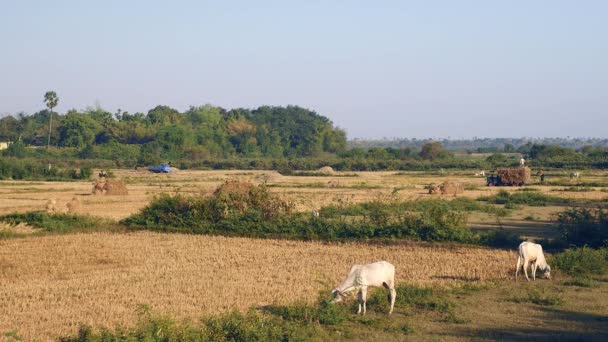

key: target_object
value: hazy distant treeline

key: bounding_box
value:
[350,137,608,152]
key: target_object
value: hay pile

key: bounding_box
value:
[66,197,80,213]
[213,179,255,197]
[317,166,336,175]
[327,180,340,188]
[497,167,531,186]
[428,181,464,196]
[45,199,57,213]
[92,178,129,195]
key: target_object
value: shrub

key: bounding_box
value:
[124,187,478,243]
[557,208,608,247]
[551,247,608,276]
[479,230,521,248]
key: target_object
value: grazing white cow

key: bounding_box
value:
[570,172,580,179]
[331,261,396,315]
[515,242,551,282]
[311,210,320,219]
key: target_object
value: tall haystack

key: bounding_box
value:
[496,167,531,186]
[92,178,128,195]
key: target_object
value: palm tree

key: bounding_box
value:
[44,91,59,149]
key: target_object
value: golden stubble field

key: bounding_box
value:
[1,168,606,222]
[1,169,607,339]
[0,232,514,340]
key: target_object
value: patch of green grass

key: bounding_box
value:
[552,187,595,192]
[478,189,572,207]
[510,288,562,306]
[562,278,596,288]
[0,212,118,235]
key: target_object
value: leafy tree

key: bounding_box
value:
[44,91,59,149]
[420,142,445,160]
[58,112,100,148]
[0,115,22,142]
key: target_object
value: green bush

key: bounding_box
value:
[479,230,521,248]
[557,208,608,247]
[551,247,608,276]
[124,182,479,243]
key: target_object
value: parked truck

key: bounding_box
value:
[148,163,171,173]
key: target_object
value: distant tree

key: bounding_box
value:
[420,142,445,160]
[44,91,59,149]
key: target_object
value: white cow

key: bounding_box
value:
[515,242,551,282]
[570,172,580,179]
[311,210,320,219]
[331,261,396,315]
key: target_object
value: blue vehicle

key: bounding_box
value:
[148,163,171,173]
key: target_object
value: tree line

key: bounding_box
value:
[0,103,347,161]
[1,92,606,171]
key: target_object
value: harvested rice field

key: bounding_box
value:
[0,232,512,340]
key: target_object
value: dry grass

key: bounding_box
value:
[0,232,513,340]
[1,169,607,220]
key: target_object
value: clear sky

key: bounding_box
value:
[1,0,606,138]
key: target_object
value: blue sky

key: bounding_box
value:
[1,0,606,138]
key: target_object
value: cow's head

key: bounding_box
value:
[330,288,344,303]
[543,265,551,279]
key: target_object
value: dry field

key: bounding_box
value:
[1,169,607,339]
[0,232,514,340]
[1,169,606,222]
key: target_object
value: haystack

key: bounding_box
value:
[440,181,464,196]
[92,178,129,195]
[496,167,531,186]
[327,180,340,188]
[428,181,463,196]
[317,166,336,175]
[428,183,441,194]
[214,179,255,197]
[45,199,57,213]
[66,197,80,213]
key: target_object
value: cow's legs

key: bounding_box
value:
[515,256,522,282]
[523,259,530,281]
[357,287,368,315]
[532,261,538,281]
[389,287,396,314]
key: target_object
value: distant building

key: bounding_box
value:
[0,142,10,150]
